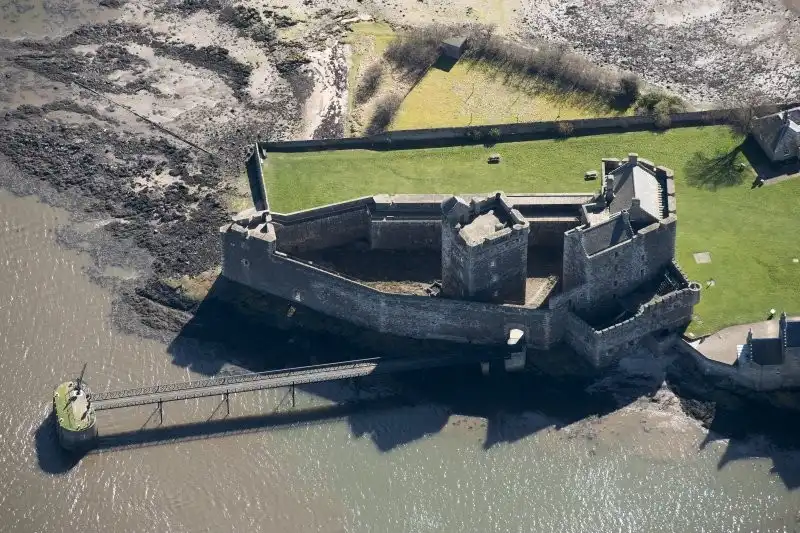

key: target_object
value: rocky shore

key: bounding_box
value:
[0,0,356,340]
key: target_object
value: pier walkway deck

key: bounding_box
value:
[88,352,505,411]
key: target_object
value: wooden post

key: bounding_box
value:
[158,400,163,425]
[291,383,295,408]
[224,392,230,416]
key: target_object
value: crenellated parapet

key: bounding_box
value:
[220,148,701,369]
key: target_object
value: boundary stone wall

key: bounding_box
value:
[675,340,800,391]
[256,105,800,154]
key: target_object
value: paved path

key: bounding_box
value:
[691,319,780,364]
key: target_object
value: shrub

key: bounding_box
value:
[725,96,776,136]
[488,127,501,139]
[556,121,575,137]
[366,93,403,134]
[355,62,383,104]
[250,22,276,43]
[635,92,686,116]
[383,23,491,81]
[383,22,640,106]
[653,109,672,129]
[616,75,640,109]
[467,34,624,104]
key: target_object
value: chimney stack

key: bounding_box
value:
[604,175,615,203]
[628,153,639,165]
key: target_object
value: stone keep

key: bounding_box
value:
[440,193,530,304]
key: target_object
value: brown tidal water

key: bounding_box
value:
[2,2,800,530]
[3,188,800,533]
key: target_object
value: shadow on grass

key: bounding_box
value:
[684,145,749,190]
[462,59,630,117]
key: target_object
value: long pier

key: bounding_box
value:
[87,352,509,412]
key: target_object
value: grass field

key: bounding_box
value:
[263,126,800,336]
[392,60,628,130]
[54,381,94,431]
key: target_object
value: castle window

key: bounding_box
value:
[615,251,619,258]
[640,269,645,276]
[613,280,618,287]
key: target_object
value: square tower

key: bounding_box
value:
[440,192,530,304]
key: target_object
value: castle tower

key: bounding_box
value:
[440,192,530,304]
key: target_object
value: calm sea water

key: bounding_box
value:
[2,2,800,529]
[2,186,800,533]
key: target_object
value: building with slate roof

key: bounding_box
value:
[752,107,800,163]
[441,36,467,59]
[559,154,680,328]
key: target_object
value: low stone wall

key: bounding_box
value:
[56,418,98,452]
[258,111,728,152]
[222,223,554,348]
[370,218,441,250]
[258,103,799,153]
[674,340,800,392]
[271,198,374,253]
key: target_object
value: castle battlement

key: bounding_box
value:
[219,145,700,368]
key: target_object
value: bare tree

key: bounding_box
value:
[726,92,775,136]
[366,93,403,134]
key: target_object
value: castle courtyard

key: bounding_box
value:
[262,126,800,336]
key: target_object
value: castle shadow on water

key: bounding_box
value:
[220,146,701,369]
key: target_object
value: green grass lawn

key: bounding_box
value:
[54,381,94,431]
[263,126,800,336]
[392,60,628,130]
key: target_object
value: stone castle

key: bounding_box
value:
[220,146,701,367]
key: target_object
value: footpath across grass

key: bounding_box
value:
[263,126,800,336]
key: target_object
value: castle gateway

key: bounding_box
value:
[221,147,700,367]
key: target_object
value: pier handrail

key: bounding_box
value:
[87,357,385,402]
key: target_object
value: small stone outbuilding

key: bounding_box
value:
[740,312,800,365]
[441,36,467,59]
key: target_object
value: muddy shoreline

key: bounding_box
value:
[0,0,354,341]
